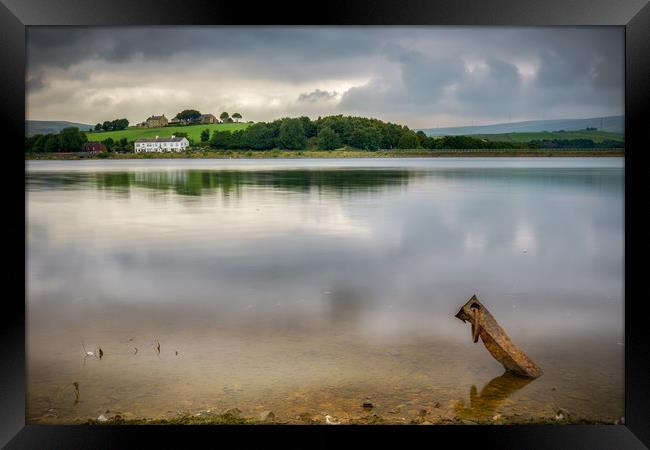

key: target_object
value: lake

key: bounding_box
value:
[26,157,624,424]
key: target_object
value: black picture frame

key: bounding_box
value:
[2,0,649,447]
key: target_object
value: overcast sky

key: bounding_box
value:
[26,26,624,128]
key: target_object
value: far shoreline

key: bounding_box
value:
[25,149,625,160]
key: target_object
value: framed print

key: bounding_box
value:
[2,0,649,448]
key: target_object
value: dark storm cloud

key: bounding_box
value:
[26,72,46,92]
[454,59,524,110]
[339,27,623,123]
[340,43,467,112]
[27,27,381,75]
[26,26,624,127]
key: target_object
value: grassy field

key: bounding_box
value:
[474,130,624,143]
[85,123,251,142]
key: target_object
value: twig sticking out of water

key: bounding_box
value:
[72,382,80,405]
[134,347,138,355]
[175,350,179,356]
[152,339,161,357]
[98,348,104,360]
[81,342,98,368]
[81,342,94,357]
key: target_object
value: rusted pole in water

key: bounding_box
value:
[455,295,543,378]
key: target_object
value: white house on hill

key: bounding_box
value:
[134,136,190,153]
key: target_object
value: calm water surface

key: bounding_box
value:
[26,158,624,424]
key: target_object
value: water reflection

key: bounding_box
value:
[327,287,369,326]
[27,169,418,197]
[26,165,624,199]
[26,159,624,340]
[25,159,624,423]
[454,372,536,421]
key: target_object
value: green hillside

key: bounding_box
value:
[474,130,623,143]
[85,123,251,142]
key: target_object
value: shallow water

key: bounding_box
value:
[26,157,624,424]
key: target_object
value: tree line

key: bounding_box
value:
[93,118,129,131]
[205,115,623,151]
[26,127,88,153]
[174,109,243,124]
[25,127,132,153]
[207,115,419,151]
[24,117,625,154]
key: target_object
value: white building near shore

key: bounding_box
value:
[134,136,190,153]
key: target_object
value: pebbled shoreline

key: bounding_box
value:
[80,412,619,426]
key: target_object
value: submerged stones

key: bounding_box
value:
[555,408,570,421]
[260,410,275,422]
[324,414,341,425]
[222,407,242,417]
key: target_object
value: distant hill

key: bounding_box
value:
[419,115,624,136]
[26,120,94,136]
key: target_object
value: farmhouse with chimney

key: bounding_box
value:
[145,114,169,128]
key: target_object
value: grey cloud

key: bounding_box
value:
[26,26,624,127]
[26,72,46,92]
[27,27,380,71]
[339,28,622,123]
[298,89,339,102]
[455,59,523,108]
[339,43,465,115]
[387,43,466,101]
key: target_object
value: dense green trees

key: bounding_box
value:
[44,135,61,152]
[232,113,242,122]
[59,126,88,150]
[316,126,342,150]
[27,113,610,154]
[241,122,277,149]
[175,110,201,122]
[299,116,317,138]
[397,130,420,149]
[99,118,129,131]
[25,127,88,153]
[209,131,234,149]
[207,115,520,151]
[348,126,382,150]
[277,118,307,150]
[96,137,130,152]
[314,116,406,150]
[102,137,115,151]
